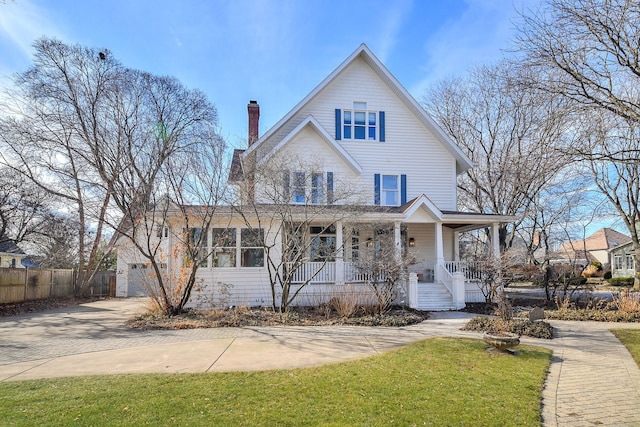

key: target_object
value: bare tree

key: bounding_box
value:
[111,127,226,315]
[423,60,574,251]
[0,37,217,295]
[516,0,640,288]
[578,111,640,288]
[515,0,640,132]
[350,224,412,314]
[0,167,54,246]
[234,155,363,312]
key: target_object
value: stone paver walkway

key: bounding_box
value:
[537,320,640,426]
[2,298,640,426]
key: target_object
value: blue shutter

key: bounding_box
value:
[335,109,341,140]
[374,174,381,205]
[283,170,290,202]
[326,172,334,204]
[401,174,407,205]
[379,111,385,142]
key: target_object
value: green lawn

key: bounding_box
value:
[612,329,640,365]
[0,338,551,426]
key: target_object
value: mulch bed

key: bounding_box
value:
[127,306,430,330]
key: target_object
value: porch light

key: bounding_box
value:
[366,238,374,248]
[408,237,416,247]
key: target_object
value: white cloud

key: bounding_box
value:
[376,0,413,63]
[411,0,532,95]
[0,0,64,68]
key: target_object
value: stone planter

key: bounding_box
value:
[483,331,520,350]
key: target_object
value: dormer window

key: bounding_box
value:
[335,104,385,142]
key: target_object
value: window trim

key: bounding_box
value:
[212,228,237,268]
[342,107,377,141]
[240,228,265,268]
[381,174,399,206]
[285,171,334,205]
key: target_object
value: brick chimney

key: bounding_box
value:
[248,100,260,146]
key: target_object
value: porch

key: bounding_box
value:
[287,260,487,311]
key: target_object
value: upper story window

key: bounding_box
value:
[374,173,406,206]
[335,104,385,142]
[343,102,377,140]
[382,175,399,206]
[284,171,334,205]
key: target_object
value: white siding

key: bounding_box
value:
[256,57,459,210]
[254,125,363,205]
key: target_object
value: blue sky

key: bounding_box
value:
[1,0,537,150]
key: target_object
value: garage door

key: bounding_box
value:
[127,263,151,296]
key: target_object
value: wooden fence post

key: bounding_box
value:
[23,267,28,303]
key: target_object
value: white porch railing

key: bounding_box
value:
[289,261,385,284]
[436,263,454,295]
[287,260,487,285]
[287,262,336,284]
[444,261,486,282]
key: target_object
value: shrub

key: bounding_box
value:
[604,271,612,280]
[544,309,640,322]
[608,277,635,287]
[462,316,554,339]
[609,289,640,314]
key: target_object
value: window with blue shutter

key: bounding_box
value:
[292,172,306,203]
[376,174,405,206]
[284,171,334,204]
[283,170,290,201]
[327,172,334,204]
[339,104,384,141]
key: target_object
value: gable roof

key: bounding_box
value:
[559,228,631,253]
[256,115,363,174]
[241,43,473,175]
[399,195,517,229]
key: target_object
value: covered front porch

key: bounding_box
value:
[287,258,489,311]
[284,204,510,310]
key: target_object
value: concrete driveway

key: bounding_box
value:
[0,298,479,380]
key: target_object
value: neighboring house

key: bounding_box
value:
[116,44,515,310]
[609,241,636,278]
[554,228,631,267]
[0,234,27,269]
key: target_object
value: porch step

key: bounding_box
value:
[416,282,456,311]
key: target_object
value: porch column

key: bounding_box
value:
[435,222,444,264]
[336,221,344,284]
[491,222,500,259]
[394,221,402,260]
[453,231,460,261]
[435,222,444,282]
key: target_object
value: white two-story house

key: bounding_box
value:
[116,44,514,310]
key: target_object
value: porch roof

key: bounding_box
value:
[167,200,517,230]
